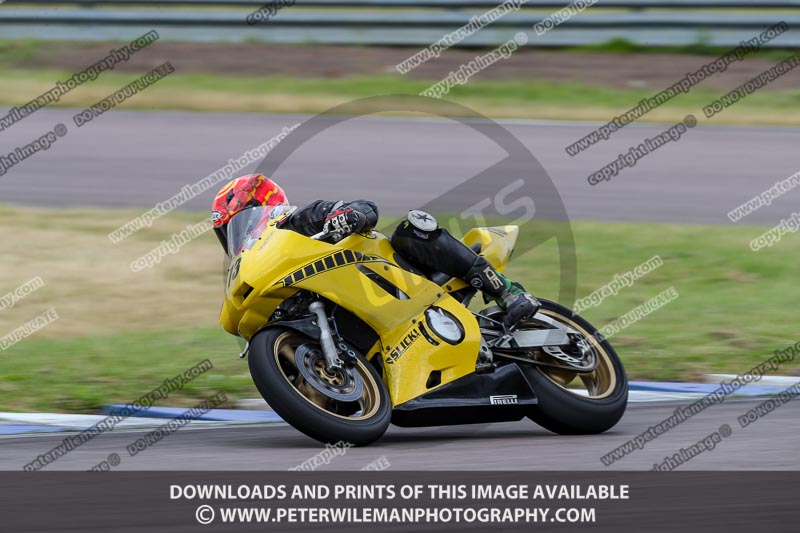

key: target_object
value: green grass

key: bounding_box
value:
[3,58,800,124]
[0,206,797,413]
[568,37,798,61]
[0,40,43,63]
[504,220,798,383]
[0,328,253,413]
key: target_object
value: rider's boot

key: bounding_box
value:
[388,210,541,328]
[466,259,541,329]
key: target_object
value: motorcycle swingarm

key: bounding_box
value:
[487,322,598,374]
[493,351,599,374]
[479,310,578,351]
[495,328,571,350]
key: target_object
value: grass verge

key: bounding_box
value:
[2,67,800,125]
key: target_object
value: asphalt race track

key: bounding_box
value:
[1,400,797,470]
[1,108,799,226]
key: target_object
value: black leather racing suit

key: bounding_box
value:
[281,200,379,237]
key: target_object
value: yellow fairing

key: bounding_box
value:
[462,226,518,272]
[220,222,517,407]
[377,296,480,406]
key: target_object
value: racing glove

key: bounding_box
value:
[322,205,368,240]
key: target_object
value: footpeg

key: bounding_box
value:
[476,361,495,374]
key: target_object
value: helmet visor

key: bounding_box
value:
[225,205,295,257]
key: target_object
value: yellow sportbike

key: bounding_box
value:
[221,206,628,445]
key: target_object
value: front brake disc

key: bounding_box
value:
[295,344,363,402]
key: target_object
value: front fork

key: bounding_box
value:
[308,301,344,372]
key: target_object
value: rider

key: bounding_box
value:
[211,174,540,327]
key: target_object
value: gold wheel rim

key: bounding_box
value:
[272,332,382,421]
[533,310,618,400]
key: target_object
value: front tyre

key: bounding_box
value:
[249,327,391,446]
[524,299,628,434]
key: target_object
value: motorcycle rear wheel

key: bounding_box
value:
[249,327,391,446]
[522,299,628,434]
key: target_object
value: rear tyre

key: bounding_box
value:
[249,327,391,446]
[523,299,628,434]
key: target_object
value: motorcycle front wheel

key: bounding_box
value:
[248,327,391,446]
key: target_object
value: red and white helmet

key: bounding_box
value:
[211,174,288,250]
